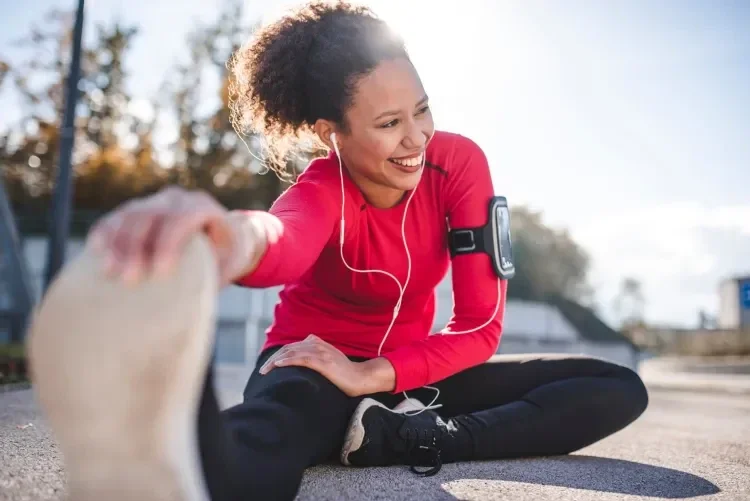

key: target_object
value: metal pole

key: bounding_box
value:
[0,177,35,342]
[44,0,85,290]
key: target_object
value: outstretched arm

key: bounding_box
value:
[230,179,340,288]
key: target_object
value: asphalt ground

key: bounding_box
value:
[1,362,748,501]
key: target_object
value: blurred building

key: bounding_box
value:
[718,275,750,330]
[623,276,750,357]
[2,235,641,371]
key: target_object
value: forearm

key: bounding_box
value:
[224,211,270,283]
[357,357,396,396]
[229,182,339,288]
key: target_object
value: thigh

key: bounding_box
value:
[224,346,362,466]
[432,352,634,417]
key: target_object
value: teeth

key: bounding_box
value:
[390,154,423,167]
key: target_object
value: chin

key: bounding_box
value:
[389,168,424,191]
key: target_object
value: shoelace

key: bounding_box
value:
[403,428,444,477]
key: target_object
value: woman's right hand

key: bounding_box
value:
[87,186,266,286]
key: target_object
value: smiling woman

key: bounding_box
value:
[26,2,649,501]
[228,1,434,208]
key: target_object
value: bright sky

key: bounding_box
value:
[2,0,749,328]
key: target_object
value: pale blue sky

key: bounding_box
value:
[2,0,749,327]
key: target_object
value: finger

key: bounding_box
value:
[120,215,160,285]
[271,354,324,372]
[88,216,115,253]
[259,345,293,374]
[304,334,335,354]
[105,212,146,277]
[259,345,320,375]
[151,212,209,276]
[110,212,159,275]
[88,211,126,268]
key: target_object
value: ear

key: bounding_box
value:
[313,119,339,151]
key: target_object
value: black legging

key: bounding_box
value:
[198,346,649,501]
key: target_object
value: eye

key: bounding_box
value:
[380,119,399,129]
[416,105,430,115]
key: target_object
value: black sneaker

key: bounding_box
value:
[340,398,469,477]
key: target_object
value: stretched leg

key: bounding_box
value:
[198,346,361,501]
[28,234,359,501]
[342,353,648,474]
[28,235,219,501]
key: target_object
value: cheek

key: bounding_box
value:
[421,112,436,140]
[361,131,401,164]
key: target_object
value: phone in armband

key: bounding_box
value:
[447,196,515,279]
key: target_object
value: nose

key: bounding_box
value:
[402,120,428,151]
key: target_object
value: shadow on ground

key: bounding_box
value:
[440,455,720,498]
[300,454,720,500]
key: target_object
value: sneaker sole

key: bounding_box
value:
[340,397,389,466]
[26,235,218,501]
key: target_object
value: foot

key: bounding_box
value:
[340,398,467,476]
[27,234,218,501]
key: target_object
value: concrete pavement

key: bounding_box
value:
[1,363,749,500]
[639,356,750,395]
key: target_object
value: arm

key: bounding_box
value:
[231,179,340,288]
[381,136,507,394]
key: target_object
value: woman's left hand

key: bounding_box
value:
[258,335,370,397]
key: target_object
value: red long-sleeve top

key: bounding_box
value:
[236,131,507,393]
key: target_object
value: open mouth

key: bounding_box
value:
[388,153,424,170]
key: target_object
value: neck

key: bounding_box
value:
[339,153,405,209]
[349,170,405,209]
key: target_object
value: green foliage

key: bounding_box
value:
[507,206,593,305]
[0,343,27,385]
[0,343,25,359]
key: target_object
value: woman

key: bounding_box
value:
[27,2,649,501]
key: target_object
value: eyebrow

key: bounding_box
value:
[374,95,429,121]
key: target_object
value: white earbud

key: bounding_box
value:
[330,132,337,150]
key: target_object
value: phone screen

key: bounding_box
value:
[495,205,514,271]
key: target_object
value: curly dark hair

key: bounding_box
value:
[228,1,409,177]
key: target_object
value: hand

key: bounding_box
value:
[259,335,370,397]
[87,186,264,286]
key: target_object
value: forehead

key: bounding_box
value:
[348,58,426,118]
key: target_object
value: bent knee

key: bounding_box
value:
[254,366,340,405]
[607,363,650,421]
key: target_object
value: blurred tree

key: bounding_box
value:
[160,0,309,210]
[507,206,593,304]
[1,0,326,226]
[0,10,165,215]
[74,23,166,209]
[613,277,646,329]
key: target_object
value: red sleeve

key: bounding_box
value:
[382,136,507,393]
[234,178,339,288]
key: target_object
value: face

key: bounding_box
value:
[322,57,435,208]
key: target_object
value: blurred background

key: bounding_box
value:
[1,0,749,383]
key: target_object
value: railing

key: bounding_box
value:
[0,177,36,343]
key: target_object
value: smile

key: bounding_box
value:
[388,153,424,167]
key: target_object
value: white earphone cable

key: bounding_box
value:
[331,134,501,416]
